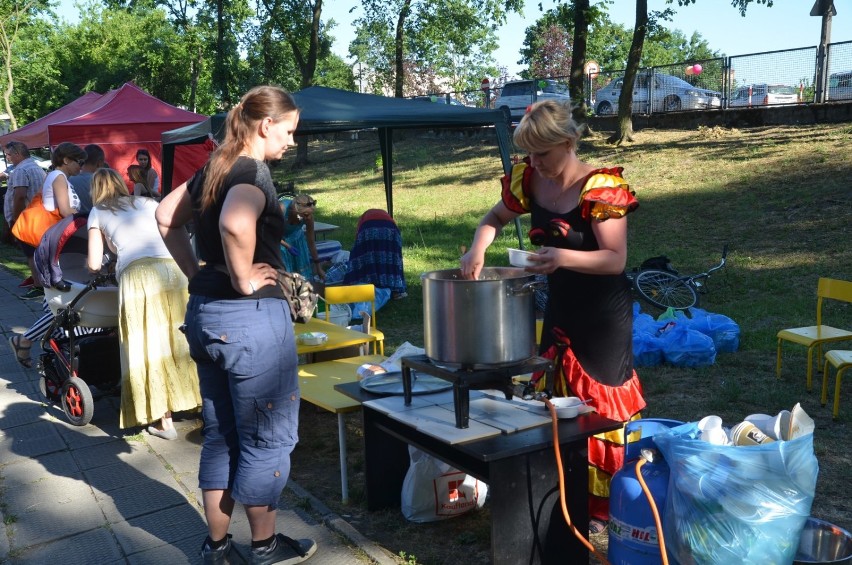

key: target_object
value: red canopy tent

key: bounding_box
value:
[0,91,107,149]
[47,82,207,190]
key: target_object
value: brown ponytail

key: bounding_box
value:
[200,86,299,211]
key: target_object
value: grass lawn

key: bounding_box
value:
[3,121,850,564]
[275,122,852,564]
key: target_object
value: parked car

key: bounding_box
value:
[413,95,464,106]
[729,84,799,107]
[595,72,722,115]
[827,70,852,101]
[495,79,571,119]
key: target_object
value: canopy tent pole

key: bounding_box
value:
[494,111,525,250]
[379,128,394,216]
[161,144,176,196]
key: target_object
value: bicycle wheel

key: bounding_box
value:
[634,269,697,310]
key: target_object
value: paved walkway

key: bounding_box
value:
[0,266,396,565]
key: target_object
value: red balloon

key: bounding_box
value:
[693,64,703,75]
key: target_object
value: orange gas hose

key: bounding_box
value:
[635,457,669,565]
[543,398,610,565]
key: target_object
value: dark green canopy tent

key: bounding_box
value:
[161,86,515,218]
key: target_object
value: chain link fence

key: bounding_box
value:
[418,39,852,116]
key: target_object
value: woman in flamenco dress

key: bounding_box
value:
[460,99,646,533]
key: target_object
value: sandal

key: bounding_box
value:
[589,518,608,535]
[9,335,32,369]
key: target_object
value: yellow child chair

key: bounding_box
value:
[324,284,384,355]
[776,277,852,390]
[822,350,852,419]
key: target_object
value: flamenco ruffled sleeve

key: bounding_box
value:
[500,159,535,214]
[579,167,639,221]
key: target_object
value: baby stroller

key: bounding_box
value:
[35,214,122,426]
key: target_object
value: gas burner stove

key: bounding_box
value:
[400,354,554,429]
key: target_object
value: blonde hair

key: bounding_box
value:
[513,99,583,154]
[91,168,135,212]
[200,86,299,210]
[127,164,147,185]
[291,194,317,215]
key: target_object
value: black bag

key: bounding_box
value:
[277,270,319,323]
[640,255,678,274]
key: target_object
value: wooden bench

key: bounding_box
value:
[298,354,387,502]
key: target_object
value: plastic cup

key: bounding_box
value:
[729,421,775,446]
[698,415,729,445]
[788,403,815,440]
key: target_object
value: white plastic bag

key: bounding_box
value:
[401,446,488,523]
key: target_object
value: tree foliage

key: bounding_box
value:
[0,0,53,128]
[351,0,522,97]
[520,18,573,80]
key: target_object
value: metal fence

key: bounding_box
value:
[421,39,852,116]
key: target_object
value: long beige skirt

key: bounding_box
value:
[118,257,200,429]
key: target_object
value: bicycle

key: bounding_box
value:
[628,245,728,310]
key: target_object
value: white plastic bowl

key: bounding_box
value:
[550,397,583,419]
[508,248,538,268]
[298,332,328,346]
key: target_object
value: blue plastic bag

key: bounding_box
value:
[687,307,740,353]
[659,323,717,367]
[654,422,818,565]
[633,302,666,366]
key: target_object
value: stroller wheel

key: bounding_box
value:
[61,376,94,426]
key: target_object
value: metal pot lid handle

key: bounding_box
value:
[511,280,547,295]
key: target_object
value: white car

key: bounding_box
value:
[595,72,722,115]
[827,70,852,101]
[729,84,799,107]
[495,79,571,119]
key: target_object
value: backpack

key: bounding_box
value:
[640,255,678,274]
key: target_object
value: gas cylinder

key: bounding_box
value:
[607,419,684,565]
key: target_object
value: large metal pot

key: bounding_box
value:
[421,267,539,368]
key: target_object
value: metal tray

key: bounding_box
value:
[359,370,453,396]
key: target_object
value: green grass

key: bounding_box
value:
[273,124,852,558]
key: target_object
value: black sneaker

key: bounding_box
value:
[201,534,243,565]
[250,534,316,565]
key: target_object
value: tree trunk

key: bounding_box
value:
[607,0,647,145]
[569,0,590,124]
[214,0,231,106]
[394,0,412,97]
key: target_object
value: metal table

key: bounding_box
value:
[335,381,622,565]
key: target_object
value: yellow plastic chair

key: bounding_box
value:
[776,278,852,390]
[324,283,384,355]
[822,350,852,419]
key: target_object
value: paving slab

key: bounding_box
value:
[0,263,381,565]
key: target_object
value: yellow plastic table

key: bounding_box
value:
[298,353,387,502]
[294,317,375,357]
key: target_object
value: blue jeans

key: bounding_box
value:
[184,295,299,507]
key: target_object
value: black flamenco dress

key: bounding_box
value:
[501,159,646,522]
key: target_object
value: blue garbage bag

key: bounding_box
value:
[686,307,740,353]
[654,422,818,565]
[633,302,666,366]
[659,322,717,367]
